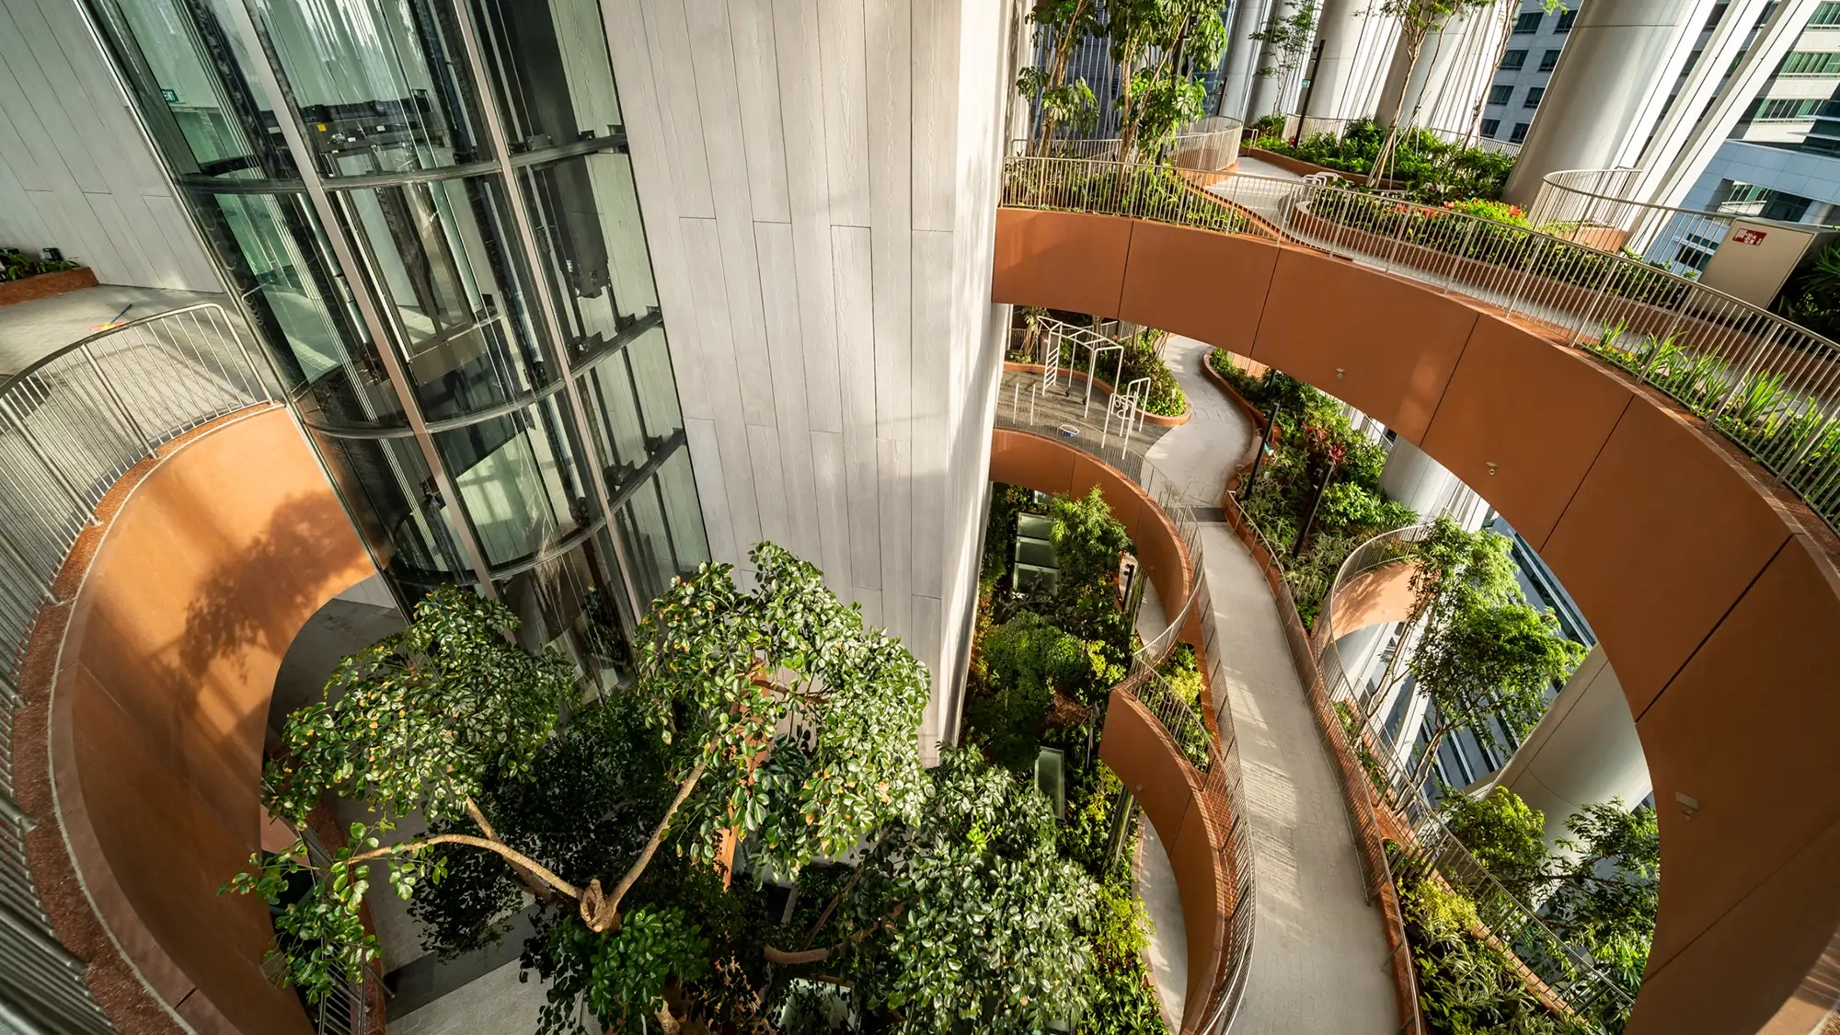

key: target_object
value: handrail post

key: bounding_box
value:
[78,343,157,458]
[1504,233,1548,318]
[1712,323,1776,419]
[1570,252,1621,347]
[0,523,54,599]
[0,396,97,524]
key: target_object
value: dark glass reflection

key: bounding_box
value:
[249,0,485,176]
[310,430,470,580]
[578,326,685,487]
[87,0,296,179]
[195,190,408,428]
[497,533,630,684]
[432,396,591,569]
[517,152,658,356]
[614,447,708,602]
[334,175,550,421]
[469,0,624,147]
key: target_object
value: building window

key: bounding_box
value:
[1704,2,1730,30]
[1812,1,1840,25]
[1481,118,1501,137]
[1513,11,1543,32]
[1524,87,1545,108]
[1500,49,1528,71]
[1754,97,1824,120]
[1510,122,1530,143]
[1539,49,1561,72]
[1779,51,1840,75]
[1555,9,1577,32]
[1674,243,1713,272]
[1488,84,1513,105]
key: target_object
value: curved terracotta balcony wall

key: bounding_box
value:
[987,427,1225,1031]
[14,407,374,1035]
[994,208,1840,1035]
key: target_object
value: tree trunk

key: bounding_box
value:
[583,761,708,932]
[1369,33,1427,185]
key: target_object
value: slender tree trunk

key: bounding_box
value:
[466,797,559,905]
[1370,32,1427,185]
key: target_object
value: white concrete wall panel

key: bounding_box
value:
[604,0,1015,758]
[0,0,217,291]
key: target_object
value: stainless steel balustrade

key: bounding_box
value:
[995,395,1256,1034]
[1002,156,1840,535]
[0,302,272,1035]
[1314,525,1639,1032]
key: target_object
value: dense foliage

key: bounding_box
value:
[235,545,1101,1033]
[1118,328,1187,416]
[1208,352,1416,622]
[1250,119,1514,202]
[968,483,1176,1032]
[1017,0,1227,159]
[1429,787,1661,1030]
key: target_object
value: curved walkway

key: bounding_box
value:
[1145,335,1394,1034]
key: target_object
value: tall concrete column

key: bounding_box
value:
[1221,0,1276,120]
[1501,0,1716,204]
[1486,646,1650,854]
[1302,0,1370,121]
[1247,0,1303,120]
[1374,7,1489,130]
[1379,438,1486,529]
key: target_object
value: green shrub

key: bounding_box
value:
[1251,118,1513,201]
[1119,329,1186,416]
[0,249,81,282]
[1156,642,1203,709]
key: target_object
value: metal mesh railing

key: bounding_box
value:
[1526,167,1755,261]
[1314,526,1639,1032]
[993,394,1256,1034]
[1001,156,1840,535]
[0,302,273,1035]
[1018,115,1244,174]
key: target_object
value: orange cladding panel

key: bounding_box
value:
[1421,316,1636,550]
[992,208,1131,316]
[54,409,371,1035]
[1633,535,1840,982]
[1540,398,1792,716]
[1250,247,1479,442]
[1117,221,1278,357]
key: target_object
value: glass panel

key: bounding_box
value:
[578,325,685,481]
[517,151,659,355]
[433,396,591,568]
[196,190,407,427]
[89,0,295,179]
[468,0,624,147]
[614,446,707,605]
[310,430,469,579]
[248,0,486,176]
[336,175,550,420]
[496,535,629,684]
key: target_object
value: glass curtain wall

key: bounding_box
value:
[84,0,708,682]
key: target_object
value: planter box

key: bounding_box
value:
[0,266,98,308]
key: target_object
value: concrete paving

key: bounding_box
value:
[1136,817,1189,1032]
[1144,336,1395,1035]
[0,284,229,374]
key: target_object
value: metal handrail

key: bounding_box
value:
[993,394,1257,1033]
[1000,156,1840,535]
[0,301,273,1035]
[1313,524,1640,1031]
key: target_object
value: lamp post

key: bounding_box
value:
[1239,403,1281,499]
[1294,446,1345,559]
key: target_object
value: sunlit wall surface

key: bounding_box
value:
[84,0,708,679]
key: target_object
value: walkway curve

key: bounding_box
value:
[994,205,1840,1035]
[1148,335,1395,1035]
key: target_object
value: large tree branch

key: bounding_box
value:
[345,834,580,900]
[466,797,557,905]
[581,761,709,932]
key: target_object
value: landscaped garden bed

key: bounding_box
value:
[965,482,1172,1033]
[0,249,94,307]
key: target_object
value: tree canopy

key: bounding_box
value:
[232,543,1100,1033]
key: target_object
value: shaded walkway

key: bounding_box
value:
[1145,336,1394,1034]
